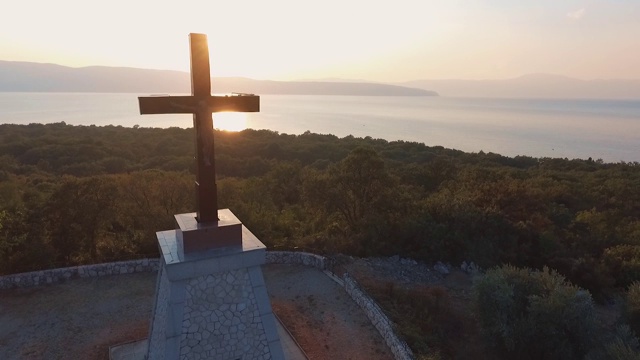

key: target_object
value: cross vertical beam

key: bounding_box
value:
[189,33,218,223]
[138,33,260,226]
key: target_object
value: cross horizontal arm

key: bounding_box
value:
[138,95,260,115]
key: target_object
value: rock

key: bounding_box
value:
[461,261,468,273]
[401,258,417,266]
[469,263,482,274]
[434,261,449,275]
[467,262,481,275]
[390,255,400,262]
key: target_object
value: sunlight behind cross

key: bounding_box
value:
[214,112,247,132]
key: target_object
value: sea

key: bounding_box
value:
[0,92,638,163]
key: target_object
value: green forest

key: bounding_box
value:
[1,122,639,359]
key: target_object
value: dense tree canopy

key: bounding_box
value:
[1,122,639,303]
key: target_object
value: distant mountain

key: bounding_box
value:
[0,61,188,93]
[401,74,640,99]
[398,74,640,99]
[212,77,437,96]
[294,77,375,83]
[0,61,437,96]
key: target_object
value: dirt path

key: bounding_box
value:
[264,264,393,360]
[0,264,393,360]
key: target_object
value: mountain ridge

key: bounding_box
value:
[400,73,640,99]
[3,60,638,99]
[0,61,437,96]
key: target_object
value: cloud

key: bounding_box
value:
[567,8,586,20]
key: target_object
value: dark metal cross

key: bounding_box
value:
[138,33,259,223]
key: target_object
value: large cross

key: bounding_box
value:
[138,33,259,223]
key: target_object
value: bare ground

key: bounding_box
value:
[0,264,393,360]
[0,272,155,360]
[264,264,392,360]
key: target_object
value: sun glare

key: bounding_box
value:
[213,112,247,132]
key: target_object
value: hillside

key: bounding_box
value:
[0,60,437,96]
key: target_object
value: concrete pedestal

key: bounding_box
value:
[146,209,284,360]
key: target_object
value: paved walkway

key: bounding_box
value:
[109,317,306,360]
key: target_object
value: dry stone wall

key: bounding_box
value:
[343,274,413,360]
[265,251,326,269]
[0,258,159,290]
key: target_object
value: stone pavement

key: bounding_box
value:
[109,317,307,360]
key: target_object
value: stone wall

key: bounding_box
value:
[0,258,159,290]
[265,251,326,269]
[343,274,414,360]
[2,251,324,290]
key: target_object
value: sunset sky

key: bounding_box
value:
[2,0,640,82]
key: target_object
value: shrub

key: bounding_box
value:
[362,280,468,359]
[625,282,640,337]
[473,265,599,359]
[586,325,640,360]
[548,256,614,303]
[603,245,640,288]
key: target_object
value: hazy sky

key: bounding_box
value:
[2,0,639,82]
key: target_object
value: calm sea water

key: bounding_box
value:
[0,93,638,162]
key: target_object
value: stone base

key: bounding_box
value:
[175,209,243,253]
[147,211,284,360]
